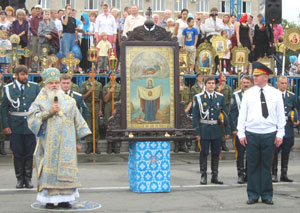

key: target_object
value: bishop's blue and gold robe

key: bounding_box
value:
[27,89,91,196]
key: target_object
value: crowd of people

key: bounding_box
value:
[0,4,298,75]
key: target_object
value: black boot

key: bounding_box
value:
[179,141,189,153]
[0,141,6,155]
[195,141,200,152]
[221,141,229,151]
[85,142,92,154]
[107,142,113,154]
[272,154,278,182]
[113,142,121,154]
[280,154,293,182]
[237,160,245,184]
[200,155,207,185]
[174,142,179,153]
[95,142,101,154]
[211,156,223,184]
[24,159,34,188]
[58,202,72,209]
[14,159,24,188]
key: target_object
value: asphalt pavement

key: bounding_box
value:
[0,150,299,213]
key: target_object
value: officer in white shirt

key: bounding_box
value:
[237,62,286,205]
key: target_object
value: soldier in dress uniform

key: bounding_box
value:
[0,72,7,155]
[192,75,230,185]
[272,75,299,182]
[229,75,253,184]
[216,74,232,151]
[103,72,121,154]
[1,65,40,188]
[60,74,88,120]
[175,76,191,153]
[190,72,205,152]
[81,70,103,154]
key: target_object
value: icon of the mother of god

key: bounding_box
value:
[138,79,163,121]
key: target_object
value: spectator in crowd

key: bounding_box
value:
[220,30,232,74]
[273,24,283,43]
[38,10,58,55]
[5,6,15,24]
[161,9,172,28]
[50,10,62,38]
[29,7,35,21]
[275,35,284,75]
[203,7,223,41]
[118,10,128,41]
[111,8,120,60]
[253,14,274,61]
[248,14,254,37]
[96,32,112,74]
[194,15,204,46]
[123,5,145,36]
[182,17,198,74]
[95,3,116,49]
[0,10,10,31]
[88,12,97,46]
[0,31,11,73]
[124,6,131,15]
[71,9,81,27]
[221,14,234,39]
[165,18,175,35]
[231,14,236,26]
[59,4,77,71]
[153,14,161,26]
[30,4,43,56]
[11,9,28,65]
[174,9,188,48]
[57,9,64,21]
[235,14,252,53]
[79,13,92,72]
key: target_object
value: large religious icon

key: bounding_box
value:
[124,45,176,129]
[284,28,300,52]
[196,40,216,74]
[211,35,228,57]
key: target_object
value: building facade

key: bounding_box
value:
[26,0,260,20]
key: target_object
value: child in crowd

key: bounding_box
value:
[0,31,11,73]
[275,35,284,75]
[96,32,112,73]
[221,30,232,75]
[182,17,198,74]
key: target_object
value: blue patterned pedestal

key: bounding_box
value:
[128,141,171,193]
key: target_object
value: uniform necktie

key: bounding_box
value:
[282,93,285,103]
[260,88,268,118]
[20,84,24,94]
[210,95,213,102]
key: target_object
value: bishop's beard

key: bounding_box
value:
[45,86,65,105]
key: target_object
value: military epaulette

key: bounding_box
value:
[215,92,224,96]
[287,91,295,96]
[233,90,242,95]
[72,91,82,96]
[28,81,38,85]
[4,82,13,88]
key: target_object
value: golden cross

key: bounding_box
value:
[61,52,80,75]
